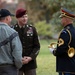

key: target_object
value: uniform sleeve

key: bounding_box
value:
[53,30,70,56]
[29,27,40,60]
[11,33,23,69]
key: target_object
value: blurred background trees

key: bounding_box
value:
[0,0,75,40]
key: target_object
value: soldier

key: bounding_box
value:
[14,8,40,75]
[49,8,75,75]
[0,9,23,75]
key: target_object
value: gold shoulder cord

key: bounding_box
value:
[58,29,75,58]
[58,29,71,47]
[58,29,64,46]
[49,28,75,57]
[66,29,72,47]
[66,29,75,58]
[58,29,63,38]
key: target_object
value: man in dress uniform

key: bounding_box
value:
[14,8,40,75]
[49,8,75,75]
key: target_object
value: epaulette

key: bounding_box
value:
[61,28,72,44]
[61,27,70,34]
[62,30,67,34]
[26,24,33,27]
[29,24,33,27]
[59,29,67,37]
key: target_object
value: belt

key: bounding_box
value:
[0,64,13,67]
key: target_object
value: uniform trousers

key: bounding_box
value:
[19,69,36,75]
[0,65,18,75]
[59,72,75,75]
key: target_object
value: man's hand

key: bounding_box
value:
[22,57,28,64]
[49,48,54,54]
[26,56,32,62]
[22,56,32,64]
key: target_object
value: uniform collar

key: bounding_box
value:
[19,25,25,28]
[64,23,73,29]
[15,23,25,28]
[15,23,30,28]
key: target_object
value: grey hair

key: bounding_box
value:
[0,17,5,21]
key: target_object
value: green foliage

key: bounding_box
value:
[11,17,17,25]
[18,0,75,39]
[50,11,63,32]
[37,39,58,75]
[35,21,55,39]
[19,0,75,23]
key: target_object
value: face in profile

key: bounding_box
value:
[17,14,28,26]
[61,17,66,26]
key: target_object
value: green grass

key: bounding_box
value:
[36,39,58,75]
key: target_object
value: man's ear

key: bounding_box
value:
[5,16,9,21]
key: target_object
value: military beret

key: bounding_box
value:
[60,8,75,19]
[0,9,14,18]
[16,8,27,18]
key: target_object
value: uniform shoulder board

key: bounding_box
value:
[62,29,71,44]
[62,29,67,34]
[29,24,33,27]
[29,24,34,28]
[26,24,32,27]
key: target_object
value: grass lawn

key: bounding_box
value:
[36,39,58,75]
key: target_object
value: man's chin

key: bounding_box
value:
[23,22,27,25]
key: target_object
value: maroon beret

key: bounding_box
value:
[16,8,27,18]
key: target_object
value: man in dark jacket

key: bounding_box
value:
[14,8,40,75]
[49,8,75,75]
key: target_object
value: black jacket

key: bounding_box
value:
[14,24,40,71]
[53,24,75,73]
